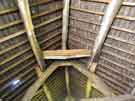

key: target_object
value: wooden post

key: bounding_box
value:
[62,0,71,99]
[62,0,70,49]
[17,0,45,70]
[88,0,123,72]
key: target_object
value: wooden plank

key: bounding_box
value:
[43,49,91,59]
[17,0,45,70]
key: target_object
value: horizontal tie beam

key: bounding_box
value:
[43,49,91,60]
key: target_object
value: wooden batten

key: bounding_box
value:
[88,0,123,72]
[17,0,45,70]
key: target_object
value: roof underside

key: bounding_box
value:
[0,0,135,100]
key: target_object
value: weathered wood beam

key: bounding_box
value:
[62,0,71,99]
[62,0,70,49]
[17,1,55,100]
[43,49,91,59]
[85,80,92,98]
[22,60,114,101]
[17,0,45,70]
[35,67,53,101]
[43,85,53,101]
[88,0,123,72]
[65,67,71,100]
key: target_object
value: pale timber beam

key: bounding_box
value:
[88,0,123,72]
[43,49,91,59]
[17,0,45,70]
[62,0,70,50]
